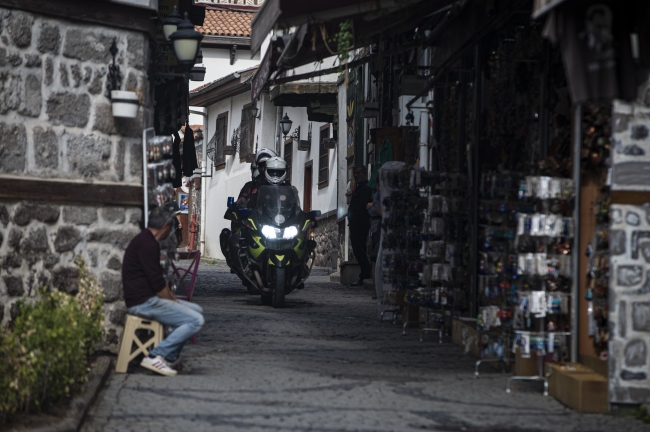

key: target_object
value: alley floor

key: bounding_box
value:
[83,262,647,432]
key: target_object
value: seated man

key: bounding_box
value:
[122,206,204,376]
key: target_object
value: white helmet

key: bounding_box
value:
[253,147,277,179]
[265,156,287,185]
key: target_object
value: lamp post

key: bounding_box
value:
[162,6,182,41]
[169,12,203,71]
[280,113,293,140]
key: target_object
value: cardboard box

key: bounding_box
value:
[547,363,607,413]
[451,318,480,357]
[514,348,539,377]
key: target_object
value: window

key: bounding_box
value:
[240,103,255,161]
[214,112,228,170]
[284,139,292,184]
[318,124,330,187]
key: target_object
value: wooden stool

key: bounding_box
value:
[115,314,164,373]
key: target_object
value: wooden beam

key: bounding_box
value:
[611,190,650,206]
[0,176,143,206]
[0,0,154,34]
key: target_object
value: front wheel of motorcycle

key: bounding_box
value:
[272,267,286,308]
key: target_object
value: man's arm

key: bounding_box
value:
[156,285,177,301]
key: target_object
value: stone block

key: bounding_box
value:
[33,126,58,169]
[129,139,142,177]
[101,206,125,224]
[2,254,22,269]
[632,302,650,332]
[24,54,41,68]
[7,51,21,67]
[100,272,122,302]
[624,339,647,367]
[613,112,632,133]
[107,255,122,270]
[611,230,626,256]
[619,300,627,338]
[88,67,105,95]
[92,103,116,134]
[46,92,90,127]
[115,114,143,138]
[616,265,643,287]
[37,22,60,54]
[0,231,3,248]
[54,225,81,252]
[0,204,8,225]
[114,139,125,180]
[87,228,137,249]
[3,275,23,296]
[127,35,145,71]
[628,387,650,402]
[20,226,49,254]
[51,266,80,294]
[43,253,59,269]
[128,209,142,225]
[631,125,649,140]
[66,133,111,177]
[627,211,641,226]
[8,228,22,249]
[13,203,32,226]
[63,29,112,63]
[19,74,41,117]
[0,121,26,172]
[7,11,33,48]
[44,57,53,86]
[70,64,82,87]
[63,206,97,225]
[109,304,127,325]
[621,370,647,380]
[32,204,59,223]
[59,63,68,87]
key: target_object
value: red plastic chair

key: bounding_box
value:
[171,250,201,344]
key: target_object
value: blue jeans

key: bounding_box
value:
[127,297,204,362]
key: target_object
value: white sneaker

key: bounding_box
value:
[140,355,177,376]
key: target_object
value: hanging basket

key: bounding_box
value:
[223,146,236,156]
[323,138,337,149]
[111,90,139,118]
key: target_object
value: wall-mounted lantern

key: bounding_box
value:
[107,39,138,118]
[162,6,182,41]
[189,50,206,81]
[280,113,293,140]
[169,12,203,70]
[251,101,261,119]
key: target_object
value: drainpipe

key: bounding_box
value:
[189,108,208,255]
[419,45,431,170]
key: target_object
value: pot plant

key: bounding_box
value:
[111,90,139,118]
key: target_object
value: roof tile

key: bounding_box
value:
[195,9,255,38]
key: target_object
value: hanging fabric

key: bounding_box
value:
[182,124,199,177]
[172,131,183,188]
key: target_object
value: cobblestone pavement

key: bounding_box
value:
[83,261,647,432]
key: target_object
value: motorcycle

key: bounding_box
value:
[224,185,319,307]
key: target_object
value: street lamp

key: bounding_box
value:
[162,6,182,41]
[170,12,203,70]
[189,50,206,81]
[280,113,293,140]
[251,101,260,119]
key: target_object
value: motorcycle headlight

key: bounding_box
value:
[283,225,299,239]
[262,225,279,239]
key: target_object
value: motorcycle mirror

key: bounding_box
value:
[227,196,235,207]
[310,210,321,218]
[238,208,250,217]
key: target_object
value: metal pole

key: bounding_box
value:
[571,103,582,363]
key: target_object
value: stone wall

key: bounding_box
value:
[0,8,150,353]
[313,214,338,268]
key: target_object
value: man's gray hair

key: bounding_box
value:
[148,206,174,229]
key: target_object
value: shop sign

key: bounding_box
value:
[252,47,272,102]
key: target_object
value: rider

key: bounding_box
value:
[226,156,291,290]
[237,147,277,208]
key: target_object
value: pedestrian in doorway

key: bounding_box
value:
[347,165,374,286]
[121,206,204,376]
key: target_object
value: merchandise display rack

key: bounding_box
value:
[142,127,179,290]
[379,165,469,341]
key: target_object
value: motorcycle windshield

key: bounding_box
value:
[256,185,301,225]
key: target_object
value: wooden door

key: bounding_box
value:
[303,162,312,212]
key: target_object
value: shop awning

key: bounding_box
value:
[270,82,338,122]
[532,0,569,19]
[189,66,258,107]
[251,0,452,56]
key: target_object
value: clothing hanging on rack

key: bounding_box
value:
[172,131,183,188]
[182,124,199,177]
